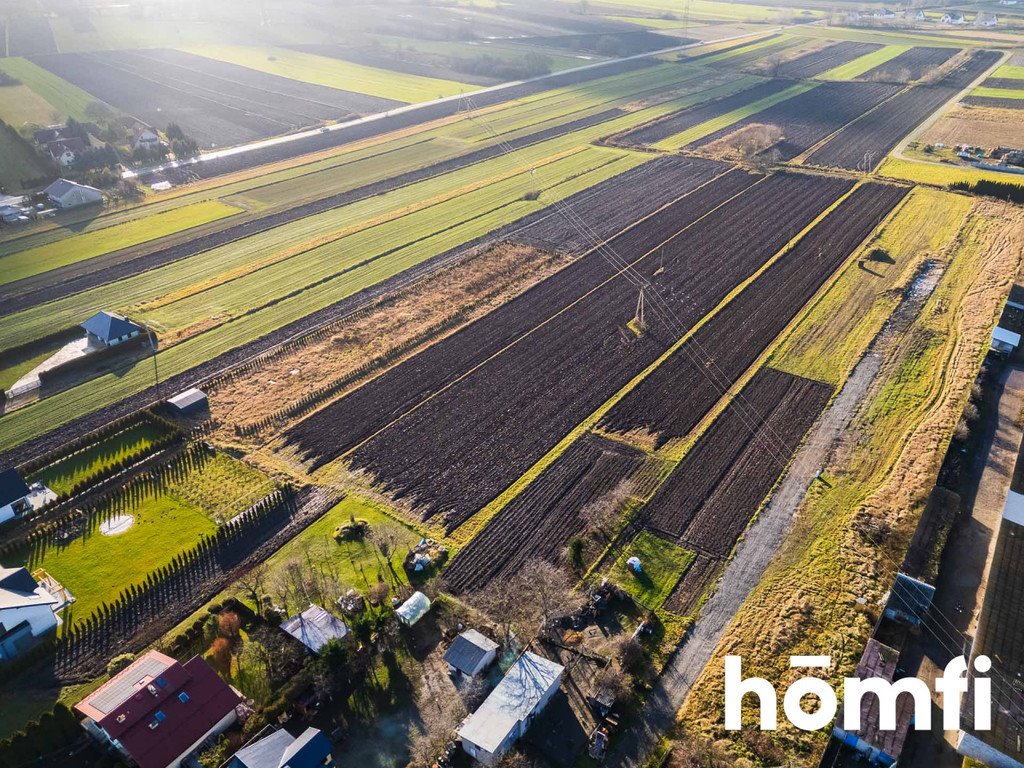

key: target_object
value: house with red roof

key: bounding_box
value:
[75,649,243,768]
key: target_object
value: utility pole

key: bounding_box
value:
[146,325,161,400]
[634,288,647,334]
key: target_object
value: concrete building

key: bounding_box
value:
[444,629,498,678]
[75,650,242,768]
[0,566,60,660]
[458,652,564,765]
[43,178,103,209]
[0,469,31,526]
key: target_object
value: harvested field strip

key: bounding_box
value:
[0,201,242,287]
[690,80,901,160]
[292,174,851,530]
[0,51,94,118]
[962,96,1024,109]
[654,81,815,150]
[854,46,961,83]
[773,41,884,80]
[0,149,644,453]
[183,45,475,103]
[443,434,644,594]
[807,51,1005,171]
[600,182,909,442]
[611,78,789,148]
[641,367,833,551]
[983,78,1024,90]
[819,45,909,81]
[286,158,746,463]
[770,188,971,386]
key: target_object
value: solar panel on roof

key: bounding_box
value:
[87,656,172,714]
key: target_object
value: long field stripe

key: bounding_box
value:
[818,44,909,81]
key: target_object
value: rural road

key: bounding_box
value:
[123,25,795,180]
[609,261,945,767]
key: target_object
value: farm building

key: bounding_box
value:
[280,605,348,654]
[166,388,209,416]
[991,326,1021,355]
[0,469,31,526]
[226,725,334,768]
[395,591,431,626]
[957,507,1024,768]
[444,629,499,678]
[81,310,144,347]
[43,178,103,209]
[75,650,243,768]
[0,566,60,660]
[883,573,934,626]
[458,651,564,765]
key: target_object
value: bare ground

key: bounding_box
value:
[922,105,1024,148]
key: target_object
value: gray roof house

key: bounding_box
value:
[81,311,144,347]
[0,469,31,526]
[458,651,564,765]
[43,178,103,209]
[0,566,60,660]
[226,726,334,768]
[280,605,348,654]
[444,629,499,678]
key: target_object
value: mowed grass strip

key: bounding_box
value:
[818,44,909,80]
[0,200,242,286]
[184,45,474,103]
[607,530,696,610]
[0,149,646,452]
[29,419,173,495]
[972,85,1024,99]
[993,65,1024,79]
[0,57,109,121]
[654,81,816,150]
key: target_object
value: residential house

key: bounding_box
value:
[941,11,966,23]
[43,178,103,209]
[226,726,334,768]
[75,650,243,768]
[132,126,162,153]
[280,605,348,654]
[444,629,498,678]
[0,469,31,525]
[975,12,999,25]
[458,652,564,765]
[82,310,144,347]
[45,137,86,168]
[0,566,59,660]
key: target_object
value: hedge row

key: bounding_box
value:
[950,178,1024,203]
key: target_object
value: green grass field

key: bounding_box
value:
[29,419,173,495]
[878,156,1024,187]
[818,44,909,81]
[0,82,61,127]
[0,201,242,286]
[608,530,696,610]
[184,45,475,103]
[164,450,276,523]
[0,122,54,193]
[972,85,1024,99]
[994,64,1024,79]
[0,57,110,123]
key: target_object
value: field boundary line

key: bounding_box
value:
[448,175,866,546]
[324,167,765,471]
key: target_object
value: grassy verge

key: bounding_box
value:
[678,199,1022,763]
[972,85,1024,99]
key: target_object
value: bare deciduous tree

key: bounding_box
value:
[471,559,585,643]
[237,562,268,617]
[408,682,466,767]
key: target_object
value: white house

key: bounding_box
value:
[131,126,161,152]
[81,310,144,347]
[444,629,498,678]
[991,326,1020,356]
[0,566,60,660]
[0,470,31,526]
[458,652,564,765]
[43,178,103,209]
[941,11,966,23]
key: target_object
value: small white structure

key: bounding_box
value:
[395,591,431,626]
[43,178,103,209]
[0,566,60,660]
[991,326,1021,355]
[280,605,348,654]
[626,556,642,574]
[941,11,966,23]
[0,470,31,526]
[458,652,564,765]
[444,629,499,678]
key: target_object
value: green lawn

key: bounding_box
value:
[15,488,217,624]
[261,495,419,598]
[993,65,1024,79]
[818,44,910,81]
[0,57,109,122]
[608,530,696,610]
[183,45,475,103]
[29,419,173,495]
[972,85,1024,99]
[0,121,53,193]
[878,155,1024,187]
[0,200,242,286]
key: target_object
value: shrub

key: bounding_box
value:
[107,653,137,676]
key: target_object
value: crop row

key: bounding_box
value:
[601,181,909,442]
[443,434,644,594]
[807,50,1003,171]
[642,367,832,550]
[691,80,901,160]
[288,172,853,530]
